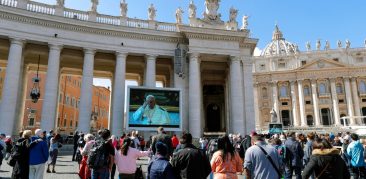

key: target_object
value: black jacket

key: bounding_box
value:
[151,133,173,156]
[302,148,350,179]
[171,144,211,179]
[11,138,31,179]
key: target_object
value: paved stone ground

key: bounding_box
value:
[0,154,149,179]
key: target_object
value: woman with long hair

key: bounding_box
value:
[78,133,95,179]
[47,133,61,173]
[114,138,150,179]
[302,138,350,179]
[210,135,243,179]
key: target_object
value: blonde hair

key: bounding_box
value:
[22,130,32,138]
[84,133,95,142]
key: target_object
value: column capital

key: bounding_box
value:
[84,48,96,55]
[290,80,296,85]
[270,81,278,86]
[189,53,200,63]
[329,78,337,83]
[351,77,358,82]
[116,51,128,59]
[48,43,63,51]
[297,79,304,83]
[310,79,317,84]
[145,54,158,60]
[343,76,351,81]
[9,37,25,47]
[230,56,241,61]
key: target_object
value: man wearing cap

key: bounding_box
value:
[29,129,49,179]
[132,95,171,125]
[148,142,176,179]
[347,133,366,178]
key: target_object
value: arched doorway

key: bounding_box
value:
[281,110,290,127]
[306,115,314,126]
[321,108,331,126]
[206,103,221,132]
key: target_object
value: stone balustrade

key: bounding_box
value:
[0,0,180,32]
[0,0,17,7]
[64,8,89,21]
[27,1,55,15]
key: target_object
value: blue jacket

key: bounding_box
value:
[303,140,313,166]
[284,137,304,167]
[148,155,176,179]
[29,136,49,165]
[347,140,366,167]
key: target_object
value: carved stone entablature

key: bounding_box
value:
[0,10,187,44]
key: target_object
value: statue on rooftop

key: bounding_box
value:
[306,41,311,51]
[345,39,351,49]
[56,0,64,7]
[316,39,321,50]
[203,0,221,21]
[325,40,330,50]
[90,0,98,12]
[228,7,238,23]
[241,15,249,30]
[175,7,184,24]
[337,40,342,48]
[270,108,278,123]
[120,0,127,17]
[188,0,196,19]
[148,4,156,21]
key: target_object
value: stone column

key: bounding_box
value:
[290,81,299,126]
[330,78,340,125]
[344,77,355,124]
[271,81,279,122]
[41,44,63,131]
[311,79,321,126]
[351,77,361,123]
[110,52,127,136]
[229,56,244,133]
[0,38,24,135]
[297,80,307,126]
[77,48,95,133]
[188,53,202,138]
[145,55,156,87]
[242,58,255,134]
[253,83,261,128]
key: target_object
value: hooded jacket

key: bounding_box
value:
[302,148,350,179]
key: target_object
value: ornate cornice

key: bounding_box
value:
[0,7,186,44]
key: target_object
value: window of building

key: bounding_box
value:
[262,87,268,98]
[278,62,286,69]
[280,85,288,97]
[304,85,310,96]
[76,100,80,108]
[339,99,344,103]
[30,109,37,113]
[356,57,364,63]
[336,84,343,94]
[71,97,76,107]
[94,106,98,113]
[75,121,78,128]
[65,95,70,105]
[259,64,265,70]
[305,100,311,104]
[319,83,327,94]
[59,93,63,103]
[70,120,73,127]
[156,81,164,88]
[63,119,67,127]
[29,117,34,126]
[333,58,339,62]
[282,102,288,106]
[362,99,366,103]
[359,81,366,93]
[301,61,307,66]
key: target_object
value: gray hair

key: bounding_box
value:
[145,95,155,101]
[84,133,95,142]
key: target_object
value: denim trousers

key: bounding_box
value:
[91,167,110,179]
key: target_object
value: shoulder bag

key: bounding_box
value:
[256,145,281,179]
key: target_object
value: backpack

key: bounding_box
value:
[87,140,109,169]
[239,135,251,159]
[275,145,289,163]
[206,139,218,161]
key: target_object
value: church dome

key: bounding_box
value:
[261,25,299,56]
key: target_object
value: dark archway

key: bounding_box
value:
[321,108,331,125]
[362,107,366,124]
[206,103,221,132]
[306,115,314,126]
[281,110,290,127]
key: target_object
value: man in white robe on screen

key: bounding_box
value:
[132,95,170,125]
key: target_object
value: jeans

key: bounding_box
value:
[29,163,45,179]
[92,167,110,179]
[285,166,301,179]
[351,166,366,179]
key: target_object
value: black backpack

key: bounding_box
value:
[87,140,109,169]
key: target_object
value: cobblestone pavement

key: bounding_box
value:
[0,154,149,179]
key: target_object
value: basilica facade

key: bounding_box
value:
[0,0,256,137]
[253,25,366,131]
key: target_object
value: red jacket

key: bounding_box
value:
[171,136,179,148]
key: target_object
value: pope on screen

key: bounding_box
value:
[132,95,171,125]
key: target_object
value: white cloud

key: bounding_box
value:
[93,78,111,88]
[253,47,262,56]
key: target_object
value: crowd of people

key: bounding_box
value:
[1,127,366,179]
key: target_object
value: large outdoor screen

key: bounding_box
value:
[127,87,181,131]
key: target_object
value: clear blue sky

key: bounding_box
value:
[34,0,366,51]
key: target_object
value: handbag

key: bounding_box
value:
[135,165,143,179]
[7,157,16,167]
